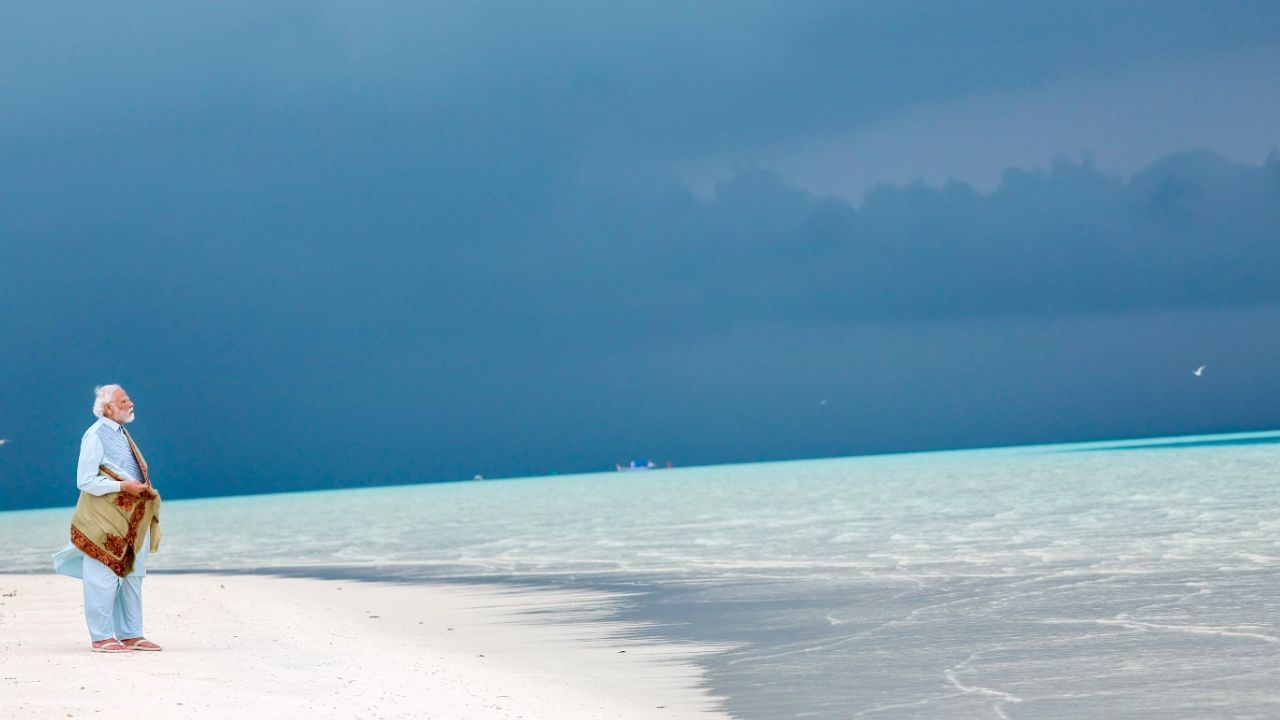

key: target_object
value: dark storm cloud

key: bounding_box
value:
[449,150,1280,340]
[2,2,1279,510]
[698,151,1280,323]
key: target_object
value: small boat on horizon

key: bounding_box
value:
[616,459,657,472]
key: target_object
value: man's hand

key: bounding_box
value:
[120,480,147,496]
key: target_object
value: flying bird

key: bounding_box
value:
[1193,365,1206,377]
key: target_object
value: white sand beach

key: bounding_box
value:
[0,573,729,720]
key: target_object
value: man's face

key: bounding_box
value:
[104,389,135,424]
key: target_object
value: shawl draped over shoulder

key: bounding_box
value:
[68,464,162,578]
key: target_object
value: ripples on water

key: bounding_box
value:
[6,431,1280,718]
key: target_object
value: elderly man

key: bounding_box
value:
[52,385,163,653]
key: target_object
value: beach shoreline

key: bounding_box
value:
[0,572,730,719]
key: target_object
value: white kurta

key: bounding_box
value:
[54,416,151,641]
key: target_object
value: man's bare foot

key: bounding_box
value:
[90,638,131,653]
[120,637,162,651]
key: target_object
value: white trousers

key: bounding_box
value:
[82,534,148,642]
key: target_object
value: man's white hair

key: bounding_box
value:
[93,384,124,418]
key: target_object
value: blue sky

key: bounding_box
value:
[2,2,1279,509]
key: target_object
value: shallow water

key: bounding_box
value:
[5,431,1280,718]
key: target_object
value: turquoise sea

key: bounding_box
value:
[4,431,1280,718]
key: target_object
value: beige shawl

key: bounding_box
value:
[69,430,162,578]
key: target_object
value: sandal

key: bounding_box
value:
[120,637,162,651]
[90,639,132,653]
